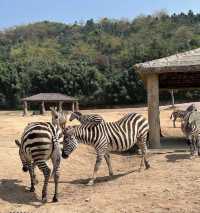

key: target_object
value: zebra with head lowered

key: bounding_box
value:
[62,112,150,186]
[15,110,63,202]
[69,111,105,125]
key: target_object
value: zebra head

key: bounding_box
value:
[50,107,60,127]
[69,111,82,122]
[62,127,78,159]
[15,139,29,172]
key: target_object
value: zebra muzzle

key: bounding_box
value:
[22,166,28,172]
[61,150,69,159]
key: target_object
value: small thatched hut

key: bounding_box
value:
[22,93,78,115]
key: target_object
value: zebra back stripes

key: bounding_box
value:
[69,111,105,125]
[16,121,63,202]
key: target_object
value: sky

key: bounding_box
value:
[0,0,200,30]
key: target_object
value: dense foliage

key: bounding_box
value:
[1,10,200,109]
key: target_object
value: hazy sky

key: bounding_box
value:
[0,0,199,29]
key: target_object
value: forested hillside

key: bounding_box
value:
[1,10,200,108]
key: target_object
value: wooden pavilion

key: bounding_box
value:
[134,48,200,148]
[22,93,79,115]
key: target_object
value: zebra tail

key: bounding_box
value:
[170,113,173,120]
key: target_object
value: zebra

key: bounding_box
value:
[15,112,63,202]
[50,107,70,130]
[69,111,105,125]
[62,113,150,186]
[181,110,200,156]
[170,110,188,128]
[170,104,198,128]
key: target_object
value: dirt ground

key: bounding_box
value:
[1,104,200,213]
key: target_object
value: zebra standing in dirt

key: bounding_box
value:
[62,112,150,186]
[69,111,105,125]
[171,104,198,128]
[181,111,200,156]
[15,111,63,202]
[170,110,188,128]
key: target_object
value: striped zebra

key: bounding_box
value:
[170,110,188,128]
[15,115,63,202]
[62,113,150,186]
[50,107,70,130]
[69,111,105,125]
[170,104,198,128]
[181,111,200,156]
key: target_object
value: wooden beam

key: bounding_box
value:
[75,101,79,112]
[23,101,28,116]
[72,102,75,112]
[147,74,160,148]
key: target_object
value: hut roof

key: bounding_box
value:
[134,48,200,74]
[22,93,77,102]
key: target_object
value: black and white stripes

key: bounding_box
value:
[62,112,150,185]
[15,121,63,202]
[69,111,105,125]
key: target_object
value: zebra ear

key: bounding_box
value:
[15,139,21,147]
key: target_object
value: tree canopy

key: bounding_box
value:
[0,10,200,108]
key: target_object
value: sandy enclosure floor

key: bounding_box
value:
[0,106,200,213]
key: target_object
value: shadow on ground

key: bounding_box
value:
[0,179,41,206]
[67,170,137,185]
[165,153,191,162]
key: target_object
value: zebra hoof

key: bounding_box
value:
[86,180,94,186]
[109,172,114,177]
[52,196,58,202]
[30,187,35,192]
[42,197,47,203]
[145,163,150,170]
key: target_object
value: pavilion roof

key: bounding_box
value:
[134,48,200,74]
[22,93,78,102]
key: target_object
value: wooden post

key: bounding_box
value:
[23,101,28,116]
[147,74,160,148]
[59,101,63,112]
[170,89,175,108]
[72,102,75,112]
[75,101,79,111]
[40,101,46,115]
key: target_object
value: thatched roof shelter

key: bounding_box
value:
[134,48,200,148]
[22,93,78,116]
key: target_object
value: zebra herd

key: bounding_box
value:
[15,108,150,202]
[170,104,200,155]
[15,104,199,202]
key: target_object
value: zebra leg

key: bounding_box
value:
[51,153,61,202]
[32,163,38,185]
[87,155,103,186]
[28,163,36,192]
[173,118,176,128]
[137,138,150,171]
[104,153,113,176]
[197,136,200,156]
[37,161,51,202]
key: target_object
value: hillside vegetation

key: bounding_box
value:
[1,10,200,108]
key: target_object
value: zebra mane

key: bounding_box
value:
[73,111,82,116]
